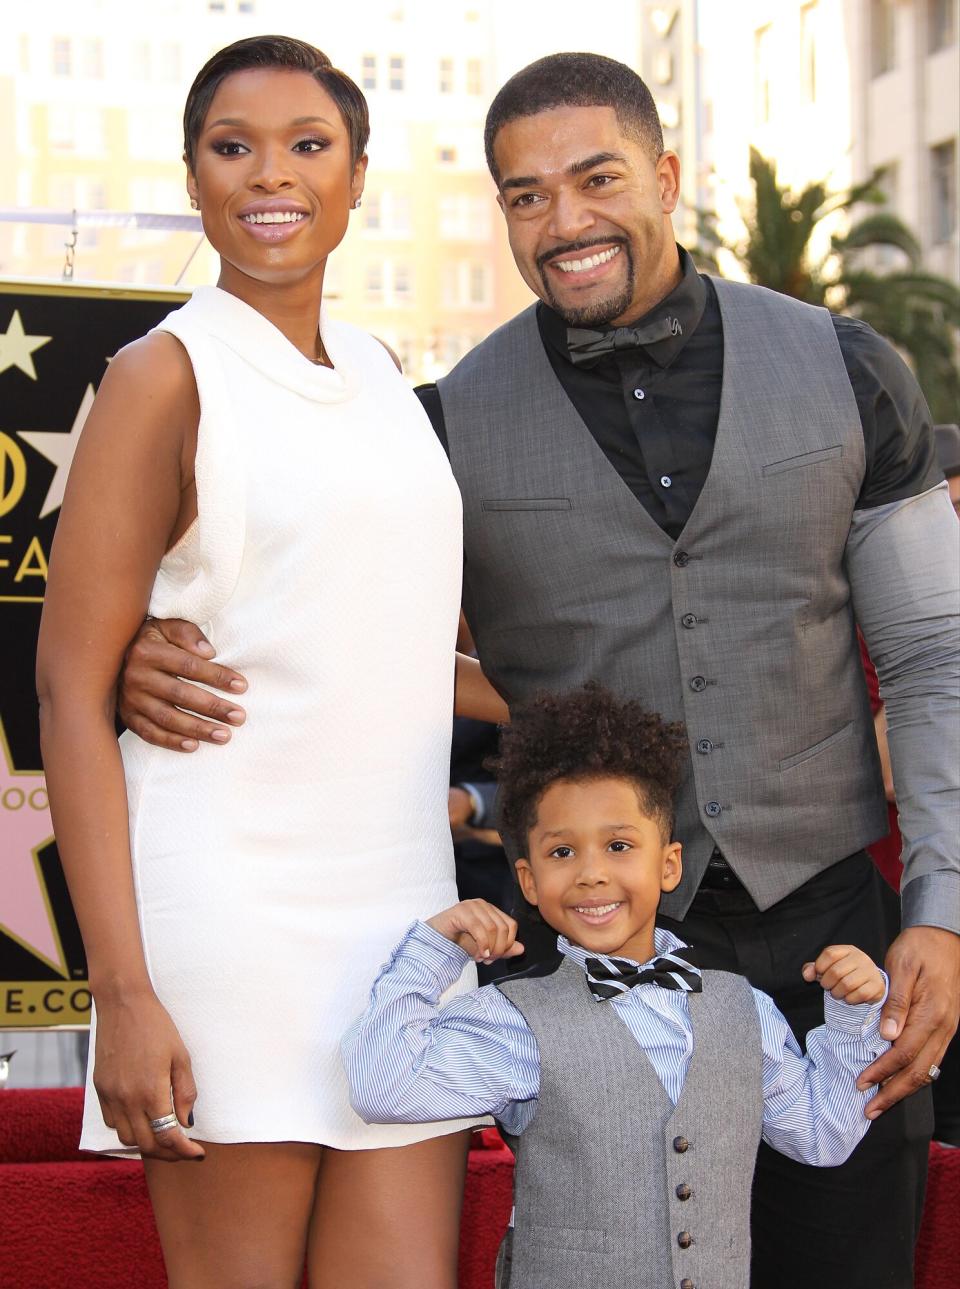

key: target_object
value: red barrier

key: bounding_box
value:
[1,1090,956,1288]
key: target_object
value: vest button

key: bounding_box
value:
[677,1230,693,1249]
[673,1135,689,1153]
[676,1183,692,1200]
[696,738,713,754]
[680,1280,695,1289]
[681,613,698,629]
[633,387,645,400]
[673,551,690,567]
[689,675,707,692]
[705,800,722,818]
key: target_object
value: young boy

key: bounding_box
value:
[343,685,889,1289]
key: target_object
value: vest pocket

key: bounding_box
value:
[779,720,854,771]
[761,445,843,476]
[481,498,573,511]
[524,1224,607,1253]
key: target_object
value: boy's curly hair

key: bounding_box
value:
[489,682,688,847]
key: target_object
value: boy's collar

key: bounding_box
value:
[558,926,695,976]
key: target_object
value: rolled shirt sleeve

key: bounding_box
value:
[757,979,890,1166]
[845,482,960,932]
[341,920,539,1133]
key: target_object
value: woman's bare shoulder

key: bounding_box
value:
[101,330,198,414]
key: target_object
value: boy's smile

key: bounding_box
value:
[516,775,682,963]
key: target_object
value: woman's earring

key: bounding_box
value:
[190,198,199,211]
[353,198,362,210]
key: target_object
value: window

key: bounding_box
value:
[363,194,382,231]
[800,3,818,103]
[237,0,256,12]
[438,195,492,240]
[439,57,454,93]
[365,262,384,303]
[468,264,489,306]
[393,264,412,303]
[466,58,483,95]
[52,37,72,76]
[754,25,772,124]
[437,146,457,165]
[389,56,405,91]
[19,34,30,74]
[361,54,377,90]
[931,139,957,243]
[81,38,104,78]
[870,0,896,77]
[159,43,182,82]
[441,261,490,308]
[928,0,957,52]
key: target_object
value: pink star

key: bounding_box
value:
[0,721,63,974]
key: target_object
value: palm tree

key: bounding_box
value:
[694,149,960,421]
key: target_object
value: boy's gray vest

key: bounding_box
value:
[437,280,887,917]
[497,962,763,1289]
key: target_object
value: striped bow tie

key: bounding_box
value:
[566,315,683,367]
[584,947,702,1000]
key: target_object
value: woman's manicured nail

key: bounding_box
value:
[187,1111,195,1127]
[210,728,230,743]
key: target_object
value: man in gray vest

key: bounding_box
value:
[120,53,958,1288]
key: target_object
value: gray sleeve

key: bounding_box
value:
[846,482,960,934]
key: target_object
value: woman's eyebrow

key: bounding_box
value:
[205,115,336,129]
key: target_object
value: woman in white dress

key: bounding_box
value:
[36,36,506,1289]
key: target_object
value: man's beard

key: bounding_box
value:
[536,239,635,327]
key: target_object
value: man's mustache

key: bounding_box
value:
[536,236,628,273]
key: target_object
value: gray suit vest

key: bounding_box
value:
[496,962,763,1289]
[437,279,887,914]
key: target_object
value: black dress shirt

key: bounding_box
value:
[417,247,942,540]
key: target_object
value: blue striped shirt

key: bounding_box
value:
[342,923,889,1167]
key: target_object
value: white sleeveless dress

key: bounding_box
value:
[80,286,482,1152]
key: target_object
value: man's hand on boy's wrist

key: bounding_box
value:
[426,899,525,965]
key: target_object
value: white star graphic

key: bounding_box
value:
[0,310,52,380]
[18,384,96,519]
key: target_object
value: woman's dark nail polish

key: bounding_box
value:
[188,1111,195,1127]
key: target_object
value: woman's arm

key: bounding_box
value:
[453,653,509,724]
[36,333,203,1161]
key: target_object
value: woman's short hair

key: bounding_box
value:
[484,52,664,184]
[183,35,369,170]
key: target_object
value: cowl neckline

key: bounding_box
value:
[183,285,360,403]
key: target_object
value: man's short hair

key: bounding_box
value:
[484,52,665,185]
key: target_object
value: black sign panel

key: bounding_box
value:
[0,281,187,1026]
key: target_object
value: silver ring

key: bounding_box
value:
[928,1064,941,1082]
[149,1112,180,1135]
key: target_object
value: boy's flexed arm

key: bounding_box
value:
[758,946,890,1168]
[341,904,537,1132]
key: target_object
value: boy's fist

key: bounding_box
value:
[801,944,886,1005]
[427,900,525,964]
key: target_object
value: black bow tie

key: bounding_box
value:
[584,947,702,1001]
[566,315,683,367]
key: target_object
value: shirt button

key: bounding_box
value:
[660,474,673,488]
[680,1281,695,1289]
[633,387,645,400]
[689,676,707,692]
[673,1135,689,1153]
[676,1183,692,1200]
[677,1230,693,1249]
[673,551,690,567]
[681,613,698,628]
[705,801,722,818]
[696,739,713,754]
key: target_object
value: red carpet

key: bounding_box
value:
[1,1089,956,1288]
